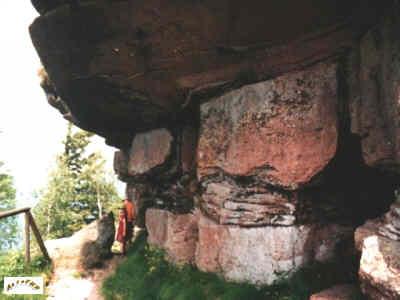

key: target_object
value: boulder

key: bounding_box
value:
[355,203,400,299]
[355,201,400,251]
[198,62,338,189]
[45,213,115,271]
[359,235,400,299]
[128,128,173,177]
[309,284,361,300]
[146,208,198,265]
[195,213,353,285]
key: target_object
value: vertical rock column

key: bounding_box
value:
[195,61,353,285]
[114,125,200,264]
[350,8,400,299]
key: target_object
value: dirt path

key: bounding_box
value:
[46,254,124,300]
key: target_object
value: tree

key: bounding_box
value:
[34,123,121,239]
[0,162,18,252]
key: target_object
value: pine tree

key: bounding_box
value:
[0,162,18,252]
[34,123,120,239]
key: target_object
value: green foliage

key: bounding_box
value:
[102,233,361,300]
[33,123,121,239]
[0,251,51,300]
[0,162,18,252]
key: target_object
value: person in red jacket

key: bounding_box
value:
[124,198,136,245]
[115,208,127,255]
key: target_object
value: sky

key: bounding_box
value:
[0,2,124,208]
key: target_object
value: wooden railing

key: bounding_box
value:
[0,207,50,264]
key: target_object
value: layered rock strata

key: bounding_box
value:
[30,0,400,297]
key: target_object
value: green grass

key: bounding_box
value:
[102,233,362,300]
[0,251,51,300]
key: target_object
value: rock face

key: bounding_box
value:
[128,129,173,177]
[45,213,115,271]
[309,284,361,300]
[358,235,400,299]
[113,150,129,179]
[29,0,382,146]
[195,213,352,285]
[349,9,400,173]
[29,0,400,297]
[198,62,338,189]
[146,209,198,265]
[355,201,400,299]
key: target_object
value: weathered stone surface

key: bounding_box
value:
[349,9,400,172]
[128,129,173,176]
[355,201,400,252]
[198,62,338,189]
[195,213,352,285]
[29,0,382,142]
[359,235,400,299]
[313,224,354,263]
[45,213,115,271]
[164,211,199,265]
[379,202,400,241]
[355,202,400,300]
[31,0,67,15]
[146,209,169,248]
[126,183,149,228]
[113,150,129,179]
[309,284,361,300]
[146,208,198,264]
[181,125,198,174]
[200,180,297,226]
[355,219,379,252]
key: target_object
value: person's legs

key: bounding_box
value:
[121,240,126,255]
[126,221,133,245]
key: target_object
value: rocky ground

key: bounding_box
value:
[44,214,126,299]
[47,254,123,300]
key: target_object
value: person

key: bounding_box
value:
[123,198,136,244]
[115,208,127,255]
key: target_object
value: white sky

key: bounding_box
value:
[0,2,124,207]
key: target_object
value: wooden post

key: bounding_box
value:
[28,212,51,262]
[24,212,31,264]
[0,207,51,263]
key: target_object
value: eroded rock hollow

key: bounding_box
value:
[30,0,400,298]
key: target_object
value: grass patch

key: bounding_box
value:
[102,232,362,300]
[0,251,51,300]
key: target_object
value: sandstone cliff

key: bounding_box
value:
[30,0,400,298]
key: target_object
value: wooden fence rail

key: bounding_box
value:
[0,207,50,264]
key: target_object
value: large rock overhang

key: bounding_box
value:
[29,0,386,147]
